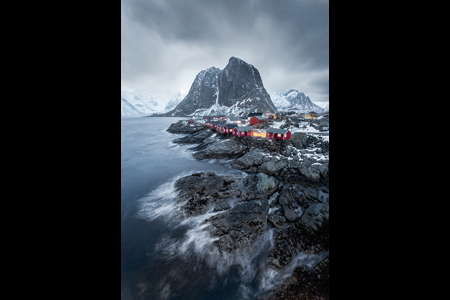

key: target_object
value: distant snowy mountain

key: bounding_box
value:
[121,96,144,116]
[269,89,324,113]
[323,104,329,112]
[165,95,185,112]
[121,90,186,116]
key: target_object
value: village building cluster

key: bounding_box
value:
[185,110,329,140]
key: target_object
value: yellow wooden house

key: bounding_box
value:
[304,112,318,120]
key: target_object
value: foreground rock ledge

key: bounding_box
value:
[173,171,278,253]
[167,121,329,299]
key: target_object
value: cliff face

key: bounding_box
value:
[218,57,276,112]
[167,67,221,116]
[163,57,277,116]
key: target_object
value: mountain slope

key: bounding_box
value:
[270,89,324,113]
[163,57,277,117]
[121,96,144,116]
[121,91,185,115]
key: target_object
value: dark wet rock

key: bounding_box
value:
[213,202,231,212]
[298,164,322,182]
[264,256,329,300]
[256,173,278,193]
[239,173,279,201]
[290,132,308,149]
[166,119,329,298]
[174,171,239,216]
[317,191,329,203]
[192,137,248,160]
[167,120,204,134]
[282,205,298,222]
[200,173,278,252]
[259,158,287,175]
[299,196,329,232]
[234,136,290,154]
[173,129,213,144]
[229,148,266,170]
[276,183,306,209]
[188,132,219,151]
[206,198,269,252]
[267,215,329,271]
[267,213,286,230]
[266,184,329,271]
[266,227,303,270]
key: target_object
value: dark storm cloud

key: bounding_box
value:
[121,0,329,103]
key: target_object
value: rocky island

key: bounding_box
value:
[167,119,329,299]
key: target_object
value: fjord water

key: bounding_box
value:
[121,116,250,300]
[121,117,323,300]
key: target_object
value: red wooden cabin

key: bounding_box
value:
[216,124,226,133]
[233,126,254,137]
[266,128,291,140]
[247,112,263,120]
[249,116,266,125]
[223,123,238,134]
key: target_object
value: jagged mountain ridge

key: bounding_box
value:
[269,89,324,113]
[162,57,277,117]
[121,90,185,115]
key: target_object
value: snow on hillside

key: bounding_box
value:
[186,99,265,117]
[291,126,322,134]
[121,90,186,116]
[269,89,324,113]
[121,97,144,116]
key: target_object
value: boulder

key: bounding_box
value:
[290,132,308,149]
[283,205,298,222]
[255,173,279,195]
[277,183,304,207]
[298,165,320,182]
[229,148,266,170]
[299,197,329,232]
[259,160,284,175]
[239,173,279,200]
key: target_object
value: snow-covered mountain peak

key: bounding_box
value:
[269,89,324,113]
[121,90,186,116]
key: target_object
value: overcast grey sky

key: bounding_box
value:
[121,0,329,104]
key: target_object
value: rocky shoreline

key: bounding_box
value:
[167,120,329,299]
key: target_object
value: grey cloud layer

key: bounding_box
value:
[121,0,328,103]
